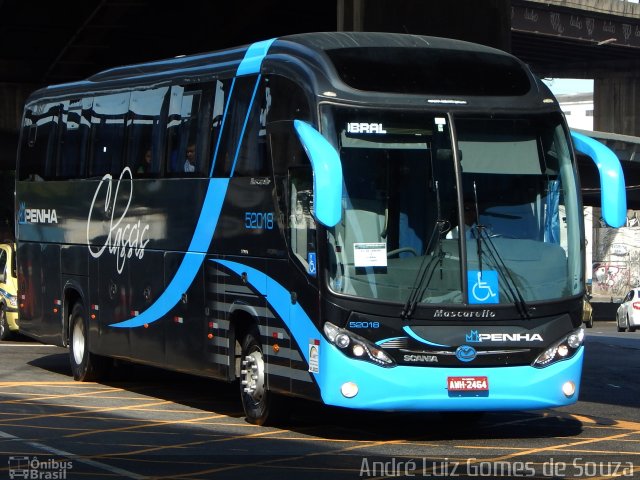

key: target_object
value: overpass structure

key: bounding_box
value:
[0,0,639,205]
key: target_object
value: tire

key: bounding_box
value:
[68,303,110,381]
[585,313,593,329]
[617,316,624,332]
[0,305,10,341]
[239,329,288,426]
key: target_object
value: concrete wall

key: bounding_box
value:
[523,0,640,19]
[594,77,640,136]
[338,0,511,51]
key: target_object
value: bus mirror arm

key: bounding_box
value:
[570,131,626,228]
[293,120,343,227]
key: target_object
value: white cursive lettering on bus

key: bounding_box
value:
[86,167,150,274]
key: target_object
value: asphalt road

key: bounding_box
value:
[0,322,638,479]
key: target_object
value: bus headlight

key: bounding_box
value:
[533,326,585,368]
[323,321,395,367]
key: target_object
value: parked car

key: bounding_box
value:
[582,295,593,328]
[615,287,640,333]
[0,242,18,340]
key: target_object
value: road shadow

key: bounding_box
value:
[27,353,584,441]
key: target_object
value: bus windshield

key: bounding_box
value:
[323,106,582,307]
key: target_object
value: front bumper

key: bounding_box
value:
[4,309,19,332]
[317,342,583,411]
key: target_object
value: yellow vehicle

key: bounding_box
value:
[0,242,18,340]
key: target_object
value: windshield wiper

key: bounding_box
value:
[400,220,446,320]
[468,182,530,319]
[400,181,448,320]
[472,226,531,320]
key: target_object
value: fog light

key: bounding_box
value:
[562,381,576,397]
[335,333,350,349]
[352,344,365,357]
[341,381,359,398]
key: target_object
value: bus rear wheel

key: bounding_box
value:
[239,329,287,426]
[68,303,110,381]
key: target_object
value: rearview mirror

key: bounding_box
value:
[293,120,343,227]
[571,131,626,228]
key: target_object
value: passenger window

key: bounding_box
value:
[18,102,61,181]
[90,92,130,177]
[166,86,204,176]
[212,75,259,177]
[126,87,168,176]
[209,79,232,175]
[233,77,269,177]
[58,97,92,179]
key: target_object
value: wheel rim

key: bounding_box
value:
[241,349,265,402]
[72,320,85,365]
[0,309,5,337]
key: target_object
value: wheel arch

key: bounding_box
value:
[62,281,86,347]
[228,303,261,381]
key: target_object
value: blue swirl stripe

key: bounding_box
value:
[403,326,450,347]
[109,37,277,329]
[213,259,322,363]
[111,179,229,328]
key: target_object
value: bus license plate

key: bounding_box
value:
[447,376,489,391]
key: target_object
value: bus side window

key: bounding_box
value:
[209,79,231,174]
[166,86,207,176]
[212,75,259,177]
[289,166,316,271]
[233,77,269,177]
[58,97,92,179]
[269,124,316,275]
[126,87,168,176]
[89,92,130,177]
[18,102,61,181]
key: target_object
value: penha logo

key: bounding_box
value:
[466,329,543,343]
[18,202,58,224]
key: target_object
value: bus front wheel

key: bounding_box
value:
[68,303,110,382]
[239,329,288,426]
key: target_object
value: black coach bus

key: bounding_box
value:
[16,32,626,425]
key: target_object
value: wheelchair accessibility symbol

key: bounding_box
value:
[307,252,317,276]
[467,270,499,304]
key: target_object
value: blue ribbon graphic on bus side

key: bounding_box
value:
[110,39,275,329]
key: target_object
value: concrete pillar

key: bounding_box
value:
[337,0,511,51]
[594,77,640,137]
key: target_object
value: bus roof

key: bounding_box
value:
[26,32,545,106]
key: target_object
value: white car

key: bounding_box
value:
[616,288,640,332]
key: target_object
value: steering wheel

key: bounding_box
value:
[387,247,418,258]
